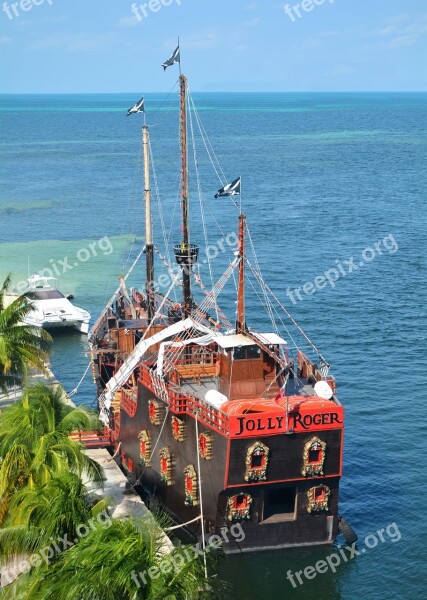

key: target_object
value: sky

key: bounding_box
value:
[0,0,426,93]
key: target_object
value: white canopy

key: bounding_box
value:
[102,318,214,409]
[214,332,287,349]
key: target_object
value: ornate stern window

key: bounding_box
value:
[111,419,120,442]
[198,432,213,460]
[148,399,163,426]
[227,493,253,522]
[245,441,269,482]
[183,465,199,506]
[302,437,327,477]
[159,447,172,485]
[171,416,185,442]
[138,430,151,467]
[307,485,331,513]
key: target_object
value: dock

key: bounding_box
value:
[85,447,173,552]
[0,364,76,413]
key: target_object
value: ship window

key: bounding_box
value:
[233,345,261,360]
[314,487,325,501]
[263,487,296,522]
[309,449,320,463]
[233,346,245,360]
[251,454,264,468]
[246,345,261,359]
[236,494,248,509]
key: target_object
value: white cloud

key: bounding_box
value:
[0,36,12,45]
[387,34,420,48]
[180,32,218,50]
[297,37,322,50]
[370,13,427,48]
[374,25,399,37]
[30,33,120,52]
[118,16,140,28]
[242,17,260,27]
[386,13,411,25]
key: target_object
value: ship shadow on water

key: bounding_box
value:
[216,544,347,600]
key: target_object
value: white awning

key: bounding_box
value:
[252,332,287,346]
[103,317,213,408]
[157,333,215,377]
[214,332,287,349]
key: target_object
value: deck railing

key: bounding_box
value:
[297,351,336,393]
[121,387,138,417]
[139,363,230,435]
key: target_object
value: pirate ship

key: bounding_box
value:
[89,48,346,553]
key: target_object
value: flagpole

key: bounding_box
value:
[178,37,182,76]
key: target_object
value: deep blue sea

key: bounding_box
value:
[0,92,426,599]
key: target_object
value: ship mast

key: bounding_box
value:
[174,74,199,317]
[236,212,247,332]
[142,124,155,321]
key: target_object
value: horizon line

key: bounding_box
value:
[1,90,427,96]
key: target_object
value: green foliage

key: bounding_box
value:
[0,370,219,599]
[2,518,218,600]
[0,275,52,391]
[0,383,104,526]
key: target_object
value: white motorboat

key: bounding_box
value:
[17,275,91,334]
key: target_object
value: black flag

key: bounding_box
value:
[127,97,145,117]
[215,177,241,198]
[162,46,180,71]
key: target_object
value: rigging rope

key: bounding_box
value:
[67,360,91,397]
[246,258,327,362]
[245,222,279,334]
[164,515,202,531]
[148,406,170,463]
[195,411,208,579]
[188,92,219,322]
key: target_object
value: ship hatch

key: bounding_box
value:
[262,487,296,523]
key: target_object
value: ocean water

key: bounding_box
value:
[0,92,426,599]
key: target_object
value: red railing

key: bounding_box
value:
[139,364,230,435]
[121,387,138,417]
[69,427,112,448]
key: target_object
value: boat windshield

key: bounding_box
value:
[25,276,59,292]
[26,290,65,300]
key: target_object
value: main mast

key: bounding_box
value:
[142,124,155,321]
[174,74,199,317]
[236,212,247,332]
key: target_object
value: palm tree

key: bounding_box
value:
[0,274,52,392]
[0,383,104,526]
[1,517,218,599]
[0,471,109,562]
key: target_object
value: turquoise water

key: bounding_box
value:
[0,93,426,599]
